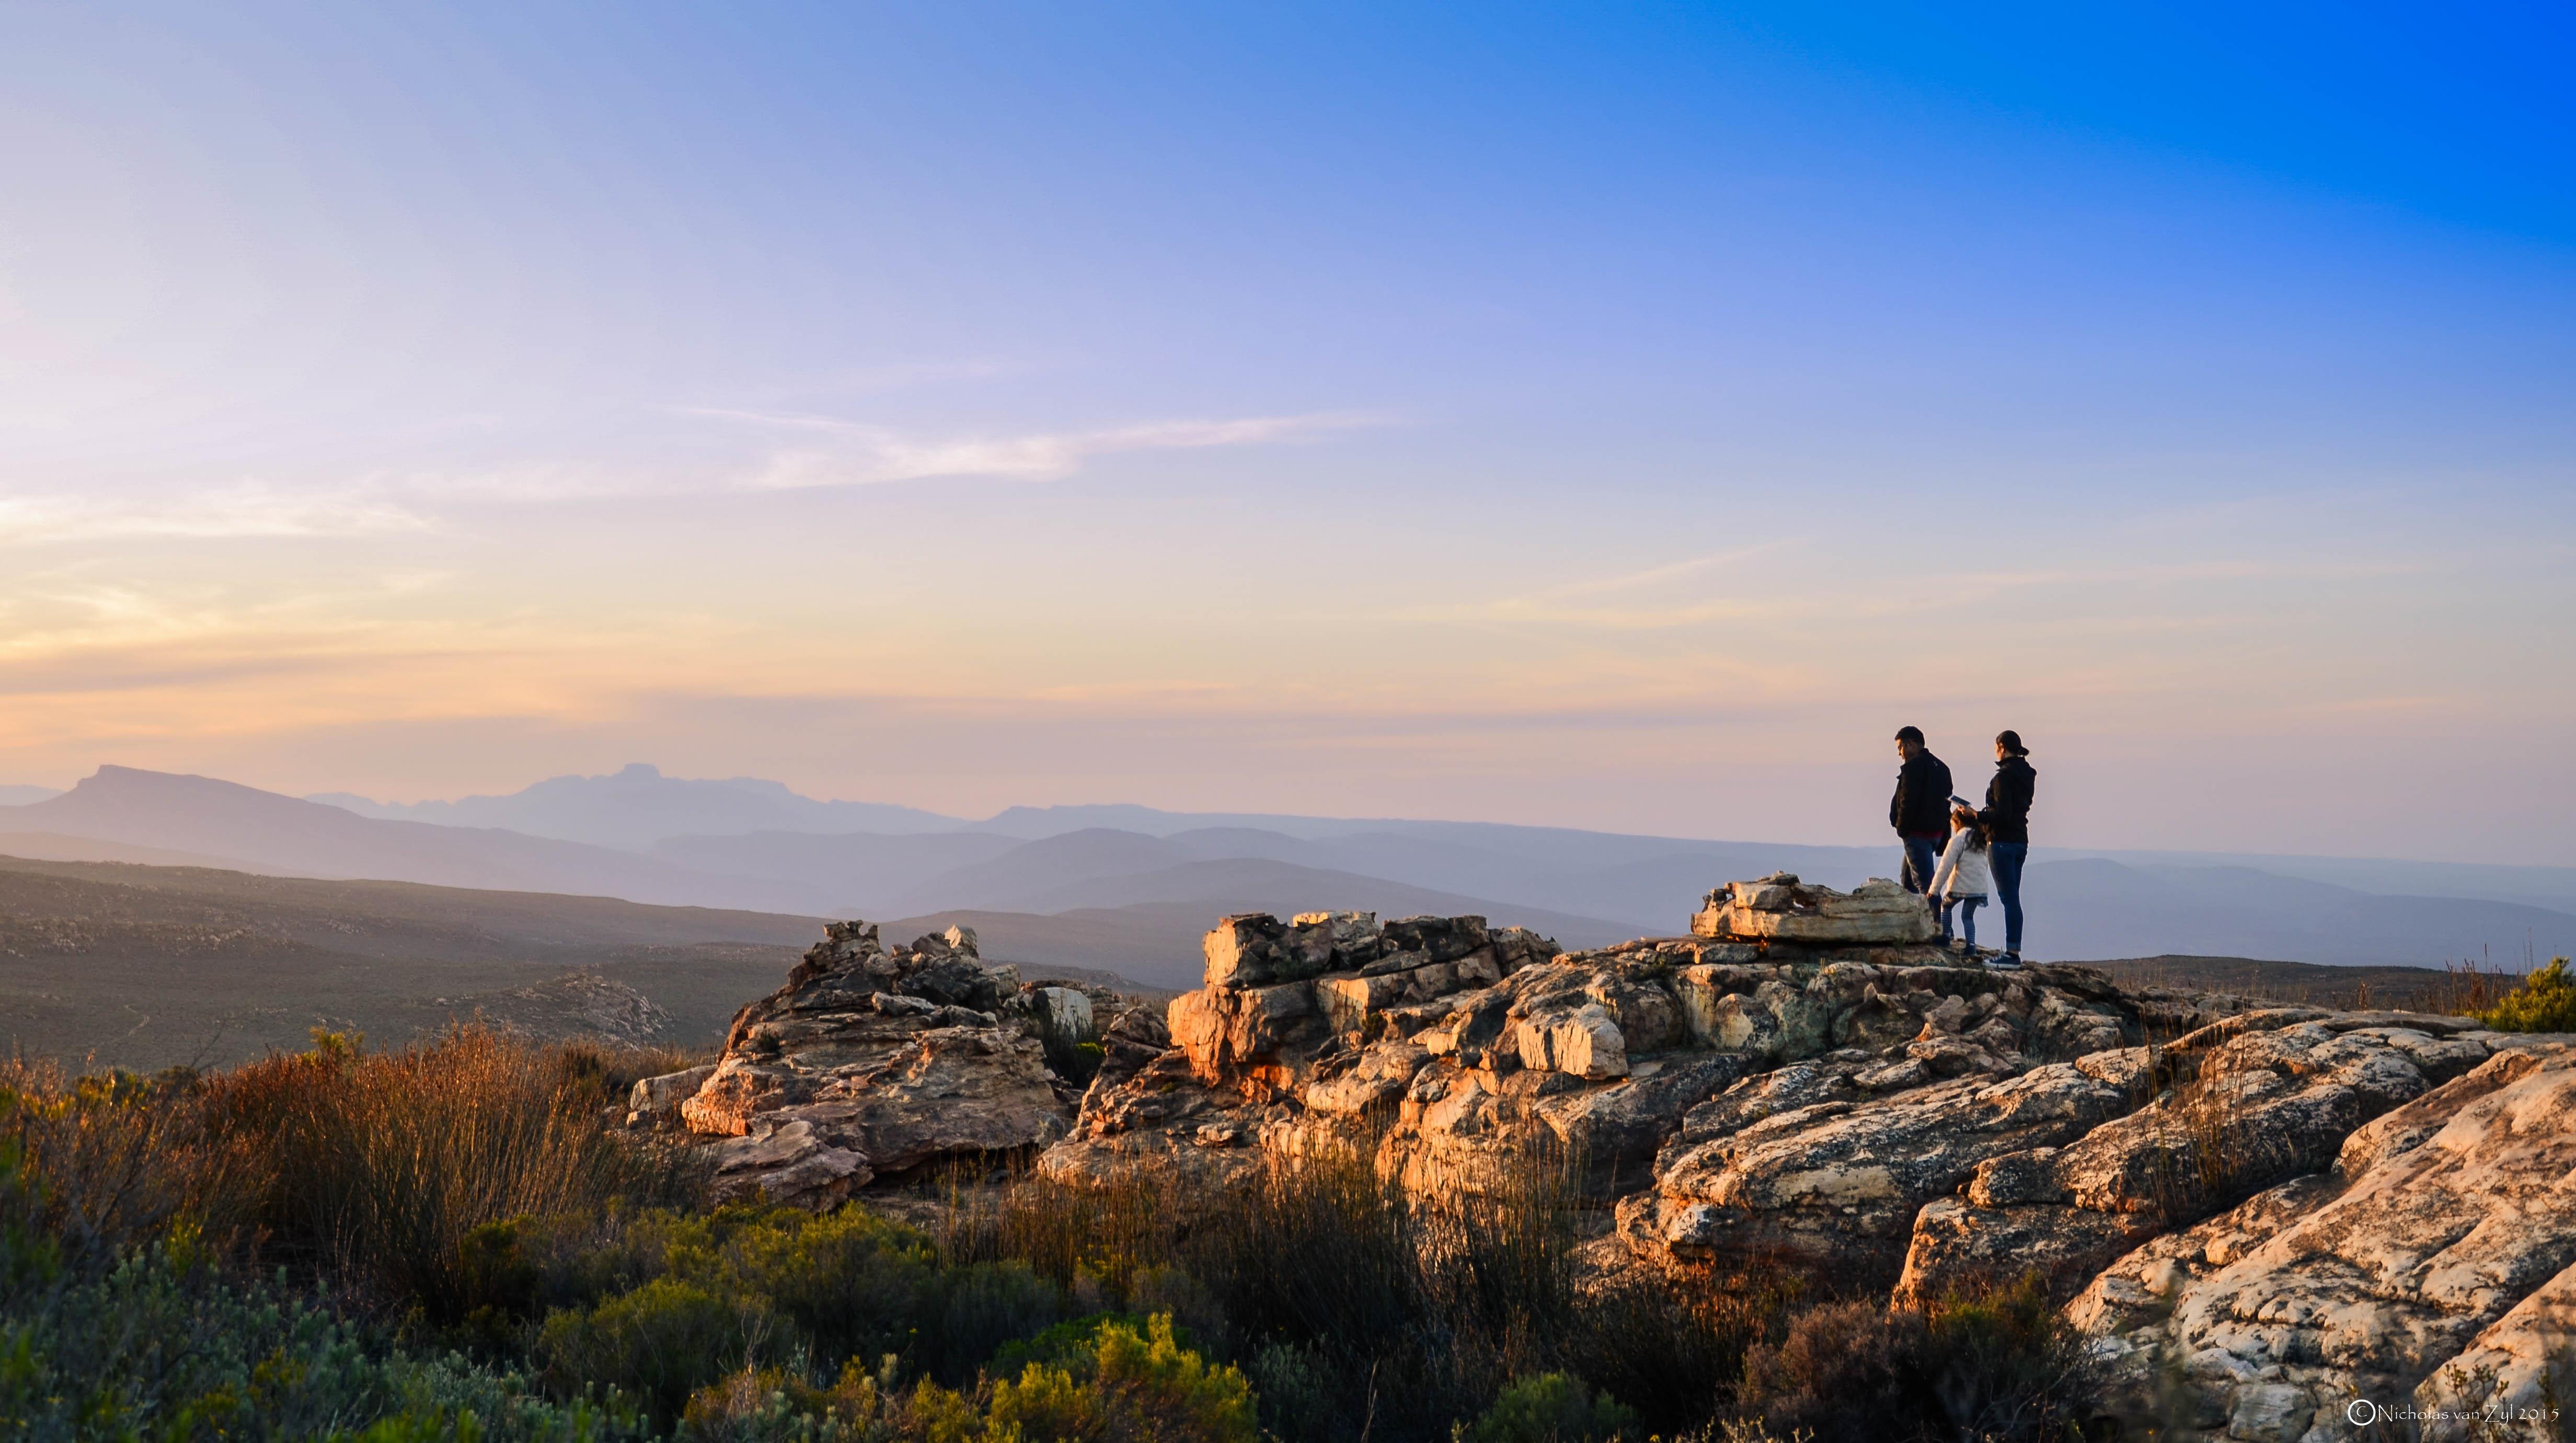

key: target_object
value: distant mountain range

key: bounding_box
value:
[309,762,960,845]
[0,763,2568,974]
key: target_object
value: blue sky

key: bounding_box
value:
[1,3,2570,861]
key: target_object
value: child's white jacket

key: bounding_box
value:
[1929,833,1995,899]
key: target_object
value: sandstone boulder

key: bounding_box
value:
[652,920,1131,1200]
[1693,873,1937,946]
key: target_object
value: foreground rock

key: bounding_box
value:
[2068,1039,2576,1441]
[630,921,1138,1205]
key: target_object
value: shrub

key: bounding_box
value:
[974,1314,1256,1443]
[0,1222,641,1439]
[475,1204,1068,1398]
[2478,959,2576,1033]
[539,1277,757,1420]
[1735,1276,2094,1443]
[0,1062,258,1266]
[200,1026,705,1318]
[679,1356,899,1442]
[1462,1372,1638,1442]
[928,1140,1778,1441]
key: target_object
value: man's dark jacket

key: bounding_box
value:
[1889,750,1953,837]
[1981,755,2037,844]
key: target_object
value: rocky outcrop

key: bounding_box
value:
[1891,1010,2500,1309]
[1039,883,2187,1282]
[676,879,2576,1440]
[629,921,1141,1204]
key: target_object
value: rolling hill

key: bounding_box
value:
[0,856,1181,1071]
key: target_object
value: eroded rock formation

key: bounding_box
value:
[630,921,1137,1207]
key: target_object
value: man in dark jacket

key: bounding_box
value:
[1889,726,1952,895]
[1977,730,2037,966]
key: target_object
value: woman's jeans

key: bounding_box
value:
[1939,894,1985,945]
[1990,841,2029,953]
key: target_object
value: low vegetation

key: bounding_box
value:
[2477,957,2576,1033]
[0,1025,2096,1440]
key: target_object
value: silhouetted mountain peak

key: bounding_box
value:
[308,765,967,847]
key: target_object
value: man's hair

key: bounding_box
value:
[1996,729,2027,755]
[1894,725,1925,745]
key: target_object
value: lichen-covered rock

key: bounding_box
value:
[2068,1039,2576,1441]
[656,920,1134,1201]
[1890,1014,2509,1310]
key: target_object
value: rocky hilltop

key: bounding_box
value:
[636,875,2576,1442]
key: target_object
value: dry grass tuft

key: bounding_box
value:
[0,1024,706,1320]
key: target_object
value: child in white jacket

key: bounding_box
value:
[1928,804,1995,953]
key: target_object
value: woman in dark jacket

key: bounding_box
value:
[1977,731,2037,966]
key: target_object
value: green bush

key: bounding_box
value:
[485,1204,1066,1405]
[968,1314,1256,1443]
[538,1277,756,1421]
[1460,1373,1637,1442]
[2478,958,2576,1032]
[678,1356,900,1442]
[0,1232,641,1440]
[1734,1276,2095,1443]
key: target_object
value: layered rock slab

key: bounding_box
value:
[1892,1010,2505,1310]
[2068,1039,2576,1442]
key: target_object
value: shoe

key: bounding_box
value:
[1986,952,2024,969]
[1946,938,1968,953]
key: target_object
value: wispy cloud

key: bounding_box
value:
[697,410,1383,489]
[0,484,433,546]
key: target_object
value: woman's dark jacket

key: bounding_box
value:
[1981,756,2037,844]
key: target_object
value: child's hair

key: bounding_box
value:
[1950,804,1989,850]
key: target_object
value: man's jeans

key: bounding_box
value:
[1940,894,1985,946]
[1900,834,1943,895]
[1990,841,2029,953]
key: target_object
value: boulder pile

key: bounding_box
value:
[629,921,1136,1207]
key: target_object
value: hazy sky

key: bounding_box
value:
[3,3,2571,862]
